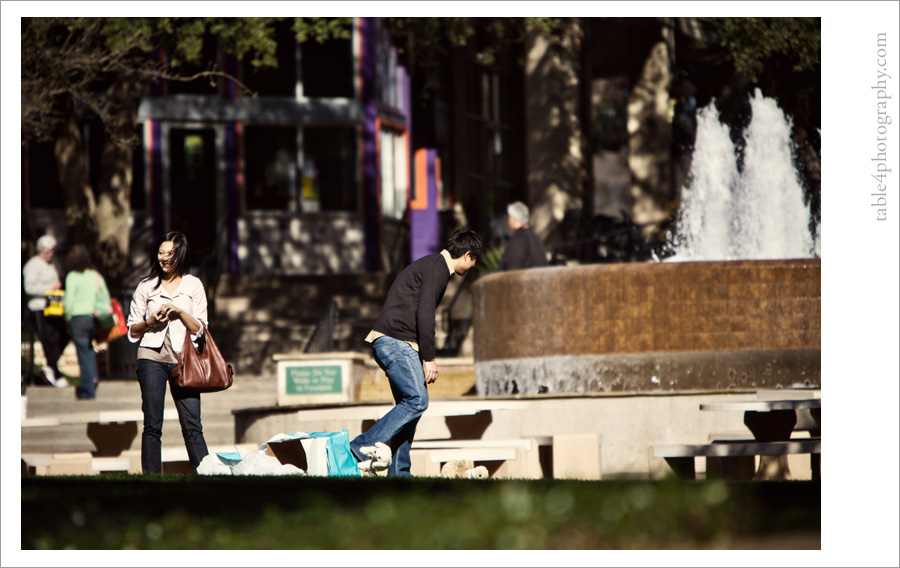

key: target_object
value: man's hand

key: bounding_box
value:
[423,360,439,384]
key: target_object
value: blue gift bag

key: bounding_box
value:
[308,429,360,477]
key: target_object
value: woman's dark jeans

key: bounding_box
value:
[137,358,209,473]
[68,315,97,399]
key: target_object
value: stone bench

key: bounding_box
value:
[22,444,258,476]
[119,444,261,474]
[21,452,139,475]
[239,399,535,444]
[651,438,821,480]
[409,433,604,480]
[410,437,551,479]
[22,410,178,456]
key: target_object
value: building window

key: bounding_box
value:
[301,32,354,98]
[242,20,297,97]
[302,126,357,212]
[375,23,404,111]
[244,125,298,211]
[25,141,63,209]
[379,127,408,220]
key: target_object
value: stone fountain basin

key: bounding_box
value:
[472,259,820,395]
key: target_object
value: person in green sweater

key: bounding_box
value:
[64,245,111,401]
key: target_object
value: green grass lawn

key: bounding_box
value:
[21,475,820,550]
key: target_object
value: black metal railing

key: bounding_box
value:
[305,298,338,353]
[550,220,671,264]
[196,219,231,316]
[438,270,473,355]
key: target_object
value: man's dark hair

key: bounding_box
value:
[446,228,484,260]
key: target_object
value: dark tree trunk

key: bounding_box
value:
[54,96,99,254]
[95,79,143,290]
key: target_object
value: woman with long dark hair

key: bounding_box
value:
[64,245,110,400]
[126,231,210,473]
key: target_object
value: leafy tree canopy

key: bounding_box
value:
[708,17,820,83]
[21,17,351,145]
[381,17,564,95]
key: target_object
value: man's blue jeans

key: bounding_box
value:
[68,315,97,399]
[137,358,209,473]
[350,336,429,476]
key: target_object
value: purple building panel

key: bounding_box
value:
[410,149,441,261]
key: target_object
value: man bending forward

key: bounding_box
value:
[350,228,484,476]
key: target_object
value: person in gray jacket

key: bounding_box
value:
[497,201,548,271]
[23,234,69,387]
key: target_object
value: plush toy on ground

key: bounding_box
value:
[440,459,489,479]
[358,442,392,476]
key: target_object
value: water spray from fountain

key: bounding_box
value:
[668,89,820,261]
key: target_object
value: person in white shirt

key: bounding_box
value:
[127,231,209,473]
[22,234,70,387]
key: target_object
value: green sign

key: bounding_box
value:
[285,365,343,395]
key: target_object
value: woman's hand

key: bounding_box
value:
[158,303,182,321]
[145,308,167,330]
[159,303,203,334]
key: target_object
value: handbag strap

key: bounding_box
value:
[179,321,207,352]
[93,270,111,313]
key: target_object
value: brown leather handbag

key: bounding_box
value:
[173,324,234,392]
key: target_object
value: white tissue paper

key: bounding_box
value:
[232,451,303,476]
[196,439,307,476]
[197,453,235,475]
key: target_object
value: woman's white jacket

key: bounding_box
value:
[126,274,208,354]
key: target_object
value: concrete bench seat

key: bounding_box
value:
[755,388,820,401]
[409,433,604,480]
[289,399,533,422]
[412,437,551,450]
[119,444,260,474]
[247,399,537,444]
[410,437,550,479]
[22,452,138,475]
[22,410,179,457]
[22,444,259,476]
[651,438,821,480]
[22,409,178,426]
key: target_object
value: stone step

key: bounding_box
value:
[24,375,277,400]
[22,417,239,454]
[21,374,279,455]
[216,273,390,294]
[214,296,384,322]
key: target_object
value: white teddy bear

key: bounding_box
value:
[357,442,392,476]
[440,459,489,479]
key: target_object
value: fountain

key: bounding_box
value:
[473,90,821,394]
[669,89,820,261]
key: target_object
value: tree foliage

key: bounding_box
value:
[22,17,354,145]
[381,17,564,96]
[711,17,820,83]
[21,17,350,287]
